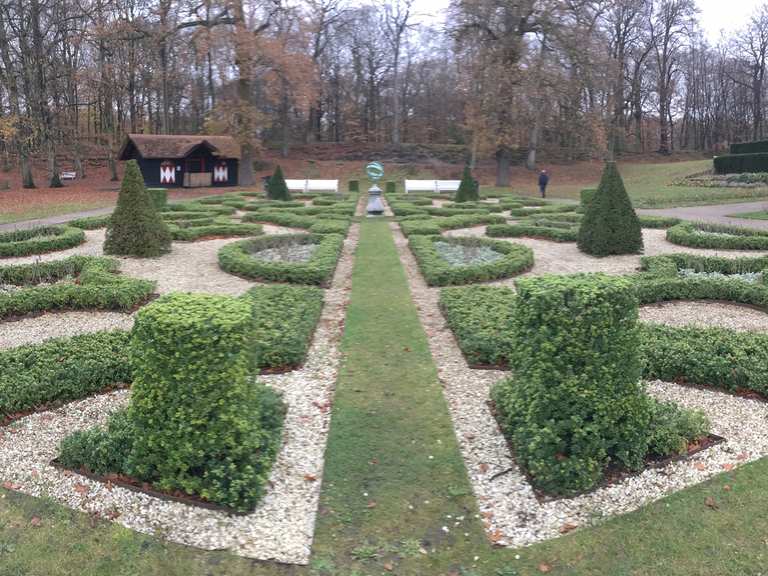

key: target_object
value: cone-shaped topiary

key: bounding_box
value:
[454,165,479,203]
[103,160,171,257]
[577,162,643,256]
[266,165,291,200]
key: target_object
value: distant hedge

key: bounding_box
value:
[729,140,768,155]
[714,153,768,174]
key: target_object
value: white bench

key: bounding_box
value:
[59,171,77,181]
[404,180,461,194]
[284,179,339,194]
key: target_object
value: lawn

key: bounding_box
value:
[4,215,768,575]
[725,209,768,220]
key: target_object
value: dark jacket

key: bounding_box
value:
[538,172,549,187]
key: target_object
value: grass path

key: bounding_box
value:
[4,218,768,575]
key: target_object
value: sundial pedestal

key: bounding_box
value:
[366,184,384,217]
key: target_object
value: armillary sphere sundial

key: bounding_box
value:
[365,161,385,216]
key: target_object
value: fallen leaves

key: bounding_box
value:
[721,463,734,471]
[559,522,578,534]
[705,496,719,510]
[303,474,317,482]
[2,481,20,491]
[694,462,706,471]
[29,516,42,527]
[538,562,553,573]
[73,482,90,496]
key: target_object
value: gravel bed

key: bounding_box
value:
[0,311,134,349]
[0,202,362,565]
[639,301,768,332]
[391,218,768,548]
[250,243,318,262]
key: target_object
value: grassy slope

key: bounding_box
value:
[3,218,768,575]
[725,210,768,220]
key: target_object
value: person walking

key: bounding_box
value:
[538,169,549,198]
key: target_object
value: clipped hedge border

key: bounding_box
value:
[0,255,155,319]
[168,222,264,241]
[508,204,578,217]
[409,235,533,286]
[69,215,111,229]
[487,223,578,242]
[638,215,681,229]
[667,221,768,250]
[0,225,85,258]
[244,285,324,371]
[218,233,344,286]
[0,331,131,421]
[400,213,505,237]
[241,210,350,234]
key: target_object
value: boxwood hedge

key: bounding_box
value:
[487,222,578,242]
[400,214,505,237]
[0,225,85,257]
[0,331,131,421]
[0,255,155,319]
[167,221,264,241]
[667,221,768,250]
[218,233,344,286]
[409,235,533,286]
[69,215,111,229]
[244,285,324,371]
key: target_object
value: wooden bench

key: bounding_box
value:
[285,179,339,194]
[59,171,77,181]
[404,180,461,194]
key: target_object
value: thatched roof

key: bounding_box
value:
[118,134,241,160]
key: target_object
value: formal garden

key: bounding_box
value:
[4,158,768,574]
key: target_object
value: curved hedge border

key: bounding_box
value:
[507,204,579,218]
[638,215,681,229]
[487,222,578,242]
[168,222,264,241]
[0,225,85,257]
[69,215,111,229]
[667,221,768,250]
[0,255,155,318]
[241,210,350,235]
[1,331,131,421]
[409,235,533,286]
[400,214,505,237]
[218,233,344,286]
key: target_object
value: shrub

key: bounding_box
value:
[168,221,264,241]
[666,221,768,250]
[309,219,350,235]
[639,323,768,396]
[454,165,479,203]
[69,215,111,229]
[385,181,396,194]
[645,398,710,457]
[0,255,155,319]
[491,274,650,495]
[0,225,85,257]
[487,222,578,242]
[399,213,505,237]
[578,162,643,256]
[104,160,172,257]
[507,205,577,218]
[638,215,681,228]
[714,152,768,174]
[348,180,359,193]
[730,140,768,154]
[0,331,131,420]
[218,233,344,286]
[267,165,291,200]
[146,188,168,211]
[59,409,135,476]
[408,235,533,286]
[439,286,517,367]
[244,285,324,370]
[580,188,597,208]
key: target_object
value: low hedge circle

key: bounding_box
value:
[667,221,768,250]
[218,233,344,286]
[0,225,85,258]
[409,235,534,286]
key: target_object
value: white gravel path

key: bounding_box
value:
[0,203,362,565]
[639,301,768,332]
[392,219,768,548]
[0,311,134,349]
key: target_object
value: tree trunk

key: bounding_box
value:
[20,152,35,189]
[495,146,511,187]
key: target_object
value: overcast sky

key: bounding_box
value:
[412,0,768,42]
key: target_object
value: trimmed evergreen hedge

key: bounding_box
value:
[730,140,768,154]
[667,221,768,250]
[69,215,111,229]
[0,225,85,257]
[399,214,505,237]
[348,180,359,192]
[60,293,286,512]
[167,221,265,241]
[0,331,131,421]
[0,256,155,319]
[408,235,533,286]
[454,165,479,202]
[491,274,650,495]
[638,215,681,228]
[507,204,578,218]
[578,162,643,256]
[714,152,768,174]
[218,233,344,286]
[244,285,324,371]
[104,160,172,257]
[267,165,291,200]
[487,222,578,242]
[146,188,168,211]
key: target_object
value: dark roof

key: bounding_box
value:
[118,134,241,160]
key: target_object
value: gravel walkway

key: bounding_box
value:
[639,301,768,332]
[0,311,134,349]
[0,203,362,565]
[392,218,768,548]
